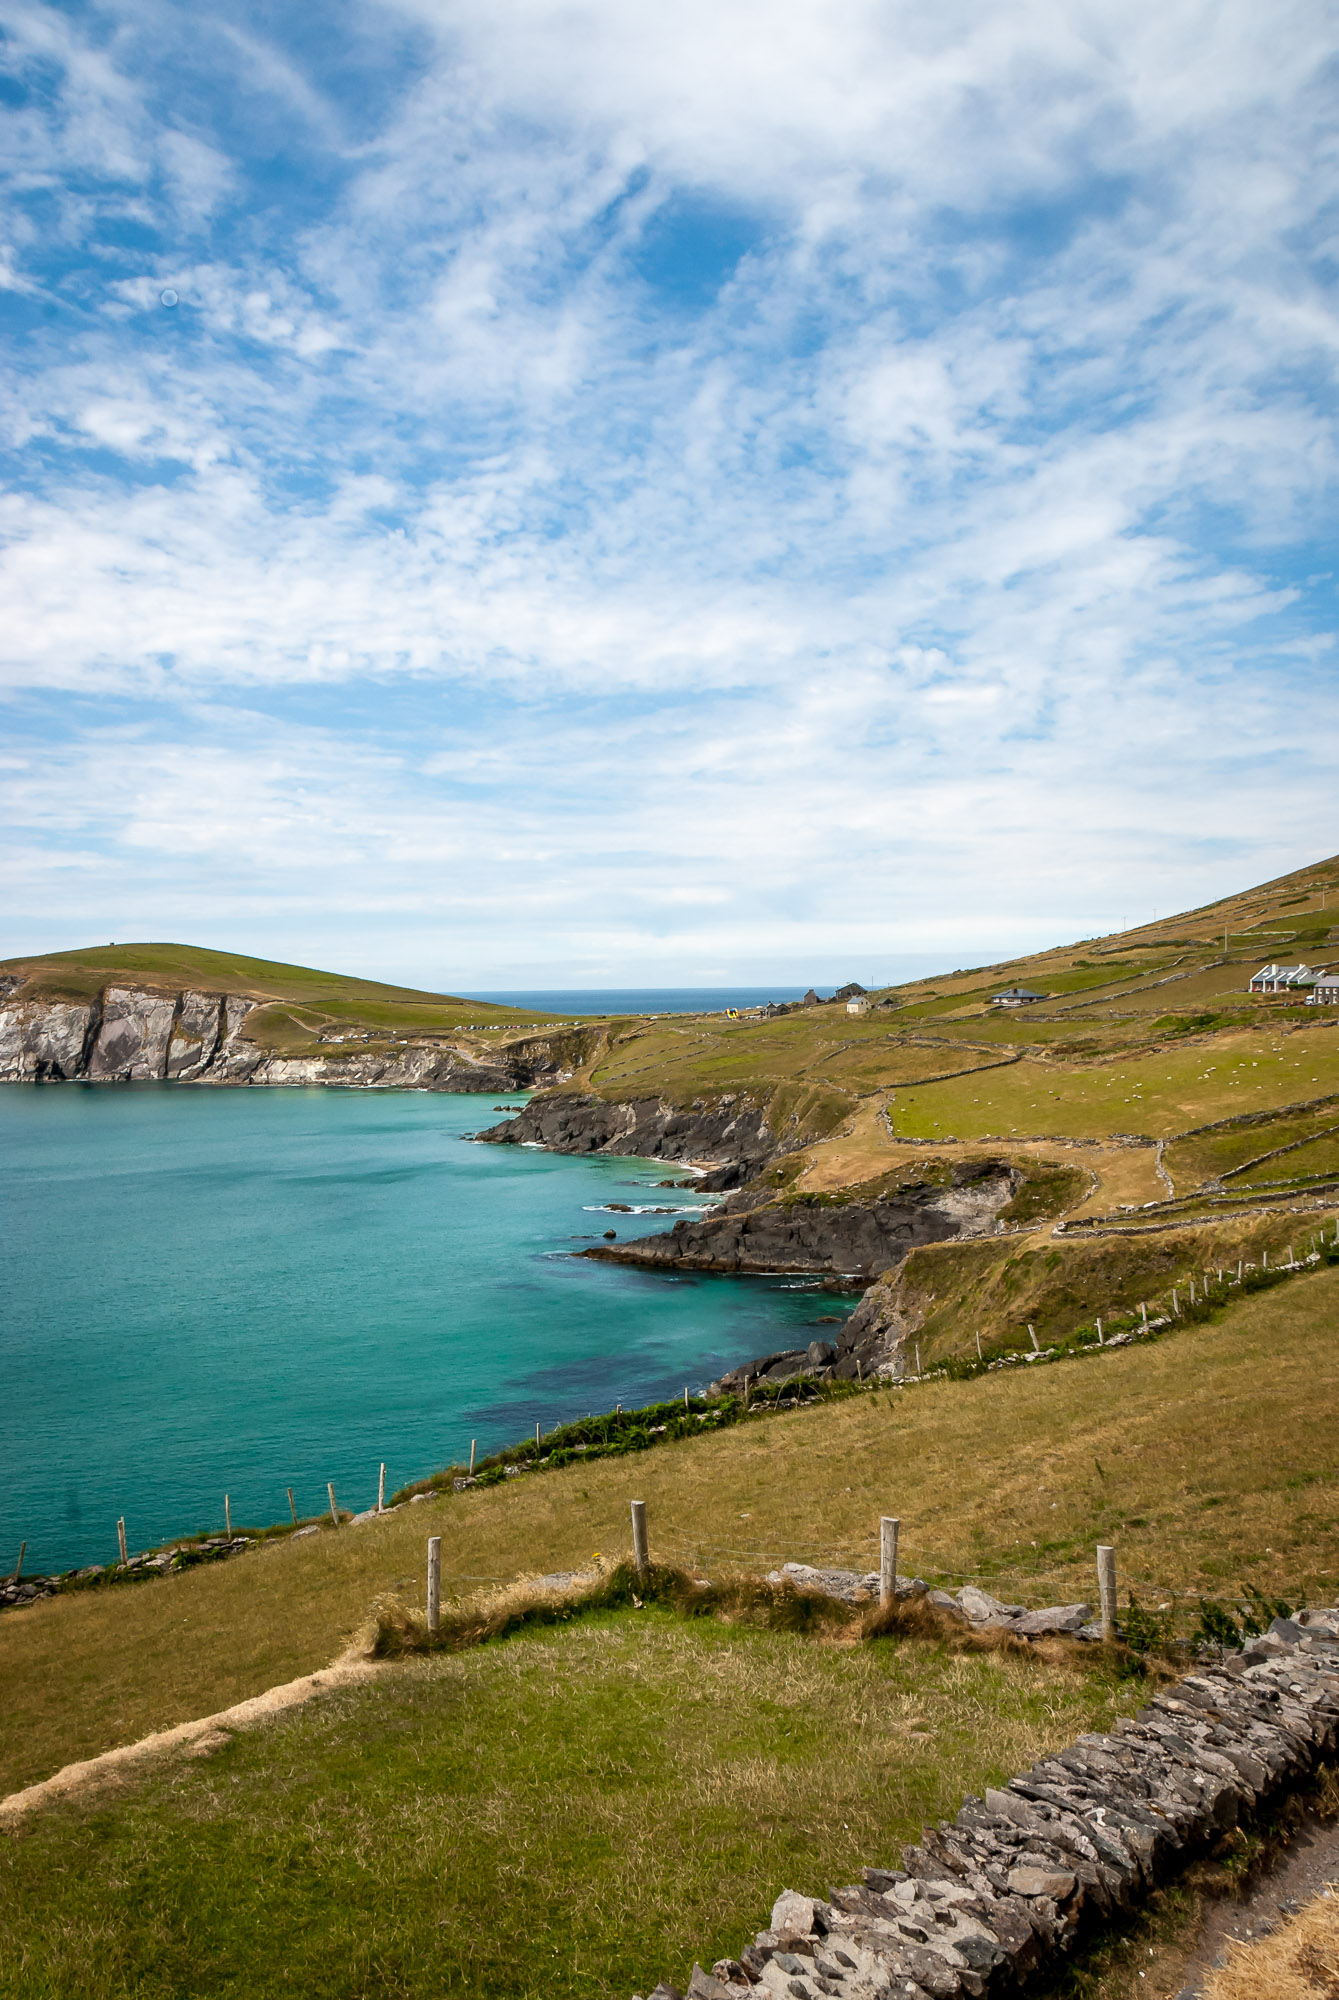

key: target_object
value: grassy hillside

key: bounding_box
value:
[5,1260,1338,1800]
[3,1265,1337,1994]
[563,853,1339,1115]
[533,855,1339,1344]
[0,1618,1135,2000]
[0,940,570,1039]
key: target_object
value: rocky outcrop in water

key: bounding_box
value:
[476,1092,780,1188]
[0,983,584,1092]
[589,1163,1018,1282]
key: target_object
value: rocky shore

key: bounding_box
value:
[0,980,584,1091]
[585,1161,1017,1281]
[575,1160,1021,1384]
[476,1091,780,1188]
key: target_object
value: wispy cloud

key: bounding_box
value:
[0,0,1335,981]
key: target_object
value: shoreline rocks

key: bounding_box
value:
[587,1164,1018,1286]
[476,1092,780,1189]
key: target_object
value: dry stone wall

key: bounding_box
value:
[641,1610,1339,2000]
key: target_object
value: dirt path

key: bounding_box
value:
[1169,1806,1339,1998]
[0,1643,383,1823]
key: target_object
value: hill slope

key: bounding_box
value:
[484,852,1339,1369]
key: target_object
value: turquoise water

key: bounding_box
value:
[0,1087,849,1575]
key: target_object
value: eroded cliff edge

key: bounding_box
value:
[0,980,586,1092]
[475,1090,778,1188]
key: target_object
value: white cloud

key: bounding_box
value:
[0,0,1335,976]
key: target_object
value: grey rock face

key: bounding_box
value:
[0,998,97,1080]
[167,991,227,1078]
[0,985,580,1093]
[591,1164,1018,1283]
[86,986,180,1080]
[477,1092,778,1188]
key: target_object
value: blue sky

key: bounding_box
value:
[1,0,1336,988]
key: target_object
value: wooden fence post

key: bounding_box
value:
[13,1541,25,1584]
[914,1342,922,1377]
[880,1517,900,1609]
[535,1421,541,1448]
[224,1494,231,1539]
[975,1331,982,1360]
[469,1439,476,1476]
[287,1487,297,1527]
[427,1536,441,1635]
[1028,1324,1040,1353]
[327,1482,339,1528]
[1097,1545,1117,1642]
[378,1463,386,1514]
[630,1499,649,1578]
[117,1518,128,1565]
[1096,1317,1104,1345]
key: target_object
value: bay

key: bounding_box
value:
[0,1085,850,1575]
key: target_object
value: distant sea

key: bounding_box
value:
[1,1086,853,1576]
[462,987,833,1015]
[462,963,980,1016]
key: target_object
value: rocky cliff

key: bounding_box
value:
[585,1161,1020,1387]
[475,1091,779,1187]
[0,981,582,1092]
[589,1161,1017,1281]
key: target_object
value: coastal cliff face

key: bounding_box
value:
[0,981,581,1092]
[588,1161,1018,1281]
[474,1091,776,1187]
[587,1162,1021,1387]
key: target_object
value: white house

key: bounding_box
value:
[991,986,1047,1008]
[1308,970,1339,1006]
[1249,963,1317,994]
[846,997,871,1016]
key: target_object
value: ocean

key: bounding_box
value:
[0,1085,851,1575]
[461,987,834,1015]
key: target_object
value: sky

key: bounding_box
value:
[1,0,1337,990]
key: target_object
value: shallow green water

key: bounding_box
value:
[0,1086,848,1574]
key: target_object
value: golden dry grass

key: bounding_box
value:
[1201,1888,1339,2000]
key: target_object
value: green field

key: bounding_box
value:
[0,1617,1135,2000]
[886,1027,1339,1142]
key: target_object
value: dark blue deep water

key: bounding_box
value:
[0,1086,849,1574]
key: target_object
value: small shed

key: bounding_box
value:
[846,997,871,1016]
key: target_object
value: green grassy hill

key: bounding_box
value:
[566,850,1339,1115]
[0,940,570,1041]
[532,854,1339,1363]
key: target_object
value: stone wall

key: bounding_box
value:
[643,1610,1339,2000]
